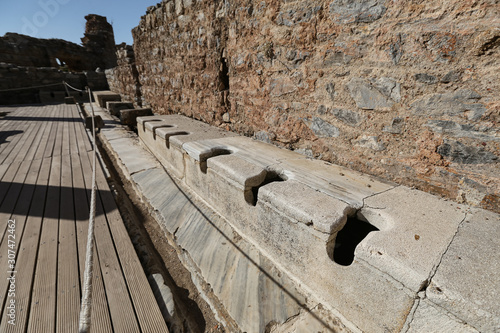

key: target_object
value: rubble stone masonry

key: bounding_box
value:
[110,0,500,212]
[0,14,117,71]
[105,44,142,106]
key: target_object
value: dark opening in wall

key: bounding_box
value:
[218,56,229,92]
[248,171,287,206]
[331,216,379,266]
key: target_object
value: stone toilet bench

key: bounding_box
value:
[132,114,498,333]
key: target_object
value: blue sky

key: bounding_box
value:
[0,0,159,45]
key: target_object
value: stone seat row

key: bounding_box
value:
[91,91,500,331]
[92,90,153,126]
[132,114,499,333]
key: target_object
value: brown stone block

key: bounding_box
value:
[120,108,153,127]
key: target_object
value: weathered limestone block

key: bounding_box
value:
[407,299,479,333]
[135,114,500,332]
[255,193,416,332]
[93,90,121,108]
[201,155,268,232]
[271,158,394,209]
[120,108,153,127]
[137,115,238,179]
[359,186,467,292]
[275,306,352,333]
[258,180,354,235]
[131,167,308,333]
[426,208,500,332]
[138,117,187,179]
[106,101,134,116]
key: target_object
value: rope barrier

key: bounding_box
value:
[72,83,97,333]
[63,81,70,97]
[0,82,64,92]
[63,81,86,93]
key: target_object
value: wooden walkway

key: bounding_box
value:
[0,104,169,332]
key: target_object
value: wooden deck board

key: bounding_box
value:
[70,105,115,333]
[0,157,44,315]
[0,106,47,164]
[0,107,40,157]
[0,104,167,332]
[0,121,38,165]
[56,152,80,333]
[78,150,141,333]
[0,156,51,333]
[27,154,61,333]
[91,151,170,333]
[71,117,113,333]
[32,107,58,162]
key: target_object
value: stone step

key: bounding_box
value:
[92,90,121,108]
[106,101,134,116]
[120,108,153,127]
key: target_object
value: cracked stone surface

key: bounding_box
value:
[406,299,479,333]
[358,186,467,292]
[426,208,500,332]
[100,111,500,332]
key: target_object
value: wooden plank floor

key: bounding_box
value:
[0,104,168,332]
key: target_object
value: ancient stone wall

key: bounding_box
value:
[105,44,142,106]
[0,63,108,105]
[81,14,118,69]
[127,0,499,212]
[0,14,117,71]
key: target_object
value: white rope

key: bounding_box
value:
[63,81,70,97]
[63,81,86,93]
[78,87,97,333]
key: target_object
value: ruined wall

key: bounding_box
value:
[105,44,142,106]
[0,63,108,105]
[0,15,117,71]
[128,0,499,212]
[81,14,118,69]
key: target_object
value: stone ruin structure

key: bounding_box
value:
[0,14,116,104]
[0,14,116,71]
[105,0,499,213]
[1,1,498,332]
[105,44,142,106]
[96,1,499,332]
